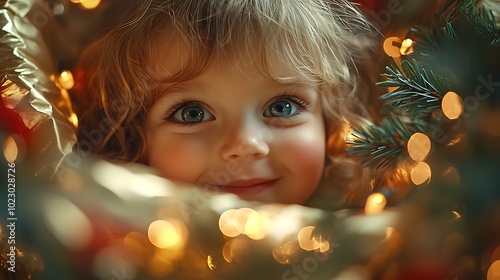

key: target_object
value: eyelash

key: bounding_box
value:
[270,92,310,111]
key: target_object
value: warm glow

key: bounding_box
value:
[383,37,402,58]
[233,208,257,234]
[148,220,184,249]
[487,260,500,280]
[451,211,462,220]
[58,70,75,90]
[219,209,240,237]
[411,161,432,185]
[244,212,269,240]
[3,135,18,163]
[400,38,414,55]
[364,193,387,215]
[70,112,79,128]
[442,91,464,120]
[298,226,317,251]
[80,0,100,9]
[297,226,329,252]
[207,255,216,270]
[407,132,431,162]
[70,0,81,3]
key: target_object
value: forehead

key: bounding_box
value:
[147,32,314,87]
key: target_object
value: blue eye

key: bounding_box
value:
[265,100,300,117]
[170,104,214,124]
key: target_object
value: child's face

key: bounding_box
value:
[146,47,325,204]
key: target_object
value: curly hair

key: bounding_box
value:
[76,0,378,206]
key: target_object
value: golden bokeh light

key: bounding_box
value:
[442,91,464,120]
[364,193,387,215]
[233,208,257,233]
[3,135,18,163]
[411,161,432,186]
[487,260,500,280]
[80,0,100,9]
[297,226,330,252]
[219,209,240,237]
[383,37,402,58]
[244,212,269,240]
[400,38,415,55]
[407,132,431,162]
[147,219,185,249]
[58,70,75,90]
[298,226,316,251]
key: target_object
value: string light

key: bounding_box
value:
[383,37,402,58]
[58,70,75,90]
[400,38,415,55]
[364,193,387,215]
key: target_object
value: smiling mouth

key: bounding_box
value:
[209,178,280,195]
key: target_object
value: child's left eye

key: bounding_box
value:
[263,95,308,118]
[264,100,297,117]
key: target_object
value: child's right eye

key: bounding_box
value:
[167,102,215,124]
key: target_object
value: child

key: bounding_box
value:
[75,0,377,207]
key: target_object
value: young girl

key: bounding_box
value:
[75,0,377,207]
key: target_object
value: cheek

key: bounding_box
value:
[148,133,208,183]
[284,131,325,178]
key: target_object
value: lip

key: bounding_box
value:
[209,178,280,195]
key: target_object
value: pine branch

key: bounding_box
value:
[347,117,415,168]
[377,60,445,113]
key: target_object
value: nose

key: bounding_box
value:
[220,120,270,161]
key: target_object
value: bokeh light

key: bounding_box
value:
[80,0,100,9]
[487,260,500,280]
[58,70,75,90]
[219,209,240,237]
[442,91,464,120]
[411,161,432,186]
[407,132,431,162]
[3,134,26,163]
[147,219,186,249]
[365,193,387,215]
